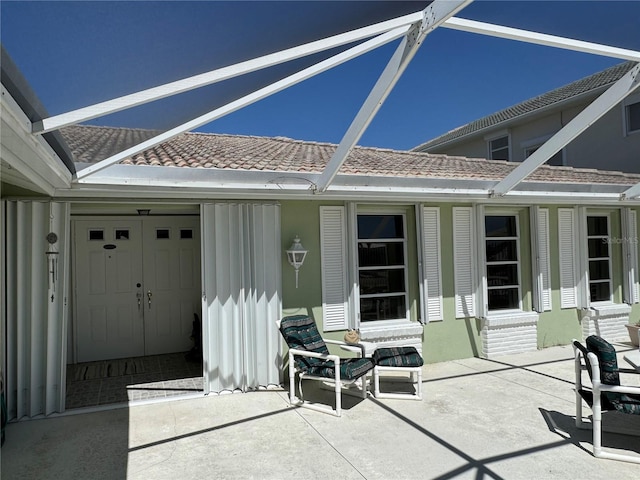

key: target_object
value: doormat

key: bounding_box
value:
[70,358,145,381]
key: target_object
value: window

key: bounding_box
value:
[524,145,564,166]
[156,229,170,239]
[626,101,640,134]
[357,214,408,322]
[587,215,612,303]
[180,229,193,239]
[489,135,510,160]
[115,229,129,240]
[88,229,104,241]
[485,215,520,310]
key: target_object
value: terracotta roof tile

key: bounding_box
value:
[61,125,640,187]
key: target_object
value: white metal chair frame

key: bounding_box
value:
[573,342,640,464]
[286,339,369,417]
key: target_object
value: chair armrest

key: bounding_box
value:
[325,339,368,357]
[324,339,350,346]
[597,383,640,395]
[289,348,339,362]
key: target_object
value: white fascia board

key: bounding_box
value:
[315,0,473,193]
[67,164,637,205]
[57,181,639,206]
[491,63,640,196]
[443,17,640,62]
[1,86,72,192]
[75,26,410,182]
[33,12,422,134]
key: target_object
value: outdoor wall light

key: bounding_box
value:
[137,209,151,216]
[286,236,308,288]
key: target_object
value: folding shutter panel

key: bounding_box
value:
[538,208,552,311]
[453,207,476,318]
[320,206,349,331]
[623,208,640,304]
[558,208,578,308]
[421,206,443,321]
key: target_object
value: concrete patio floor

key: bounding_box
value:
[2,343,640,479]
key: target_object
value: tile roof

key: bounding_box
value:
[61,124,640,187]
[412,61,637,152]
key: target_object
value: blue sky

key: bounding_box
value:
[2,1,639,150]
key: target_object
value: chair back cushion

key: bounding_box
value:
[585,335,620,386]
[279,315,330,372]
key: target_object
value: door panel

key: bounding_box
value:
[75,220,144,362]
[143,217,201,355]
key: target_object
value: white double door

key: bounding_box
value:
[74,217,201,362]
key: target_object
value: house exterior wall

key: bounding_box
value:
[279,200,640,363]
[425,96,640,173]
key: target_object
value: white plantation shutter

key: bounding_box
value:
[623,208,640,304]
[320,206,349,331]
[421,206,443,321]
[558,208,578,308]
[453,207,476,318]
[536,208,552,311]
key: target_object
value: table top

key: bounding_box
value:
[623,350,640,371]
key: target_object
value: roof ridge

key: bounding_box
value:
[413,60,635,151]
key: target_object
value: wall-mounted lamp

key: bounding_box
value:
[45,232,59,302]
[286,236,308,288]
[137,209,151,216]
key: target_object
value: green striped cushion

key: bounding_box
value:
[279,315,374,380]
[279,315,330,372]
[373,347,423,367]
[305,358,375,381]
[586,335,620,386]
[585,335,640,415]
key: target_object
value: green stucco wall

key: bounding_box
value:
[279,200,640,362]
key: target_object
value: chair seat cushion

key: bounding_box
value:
[372,347,424,367]
[304,358,374,381]
[606,392,640,415]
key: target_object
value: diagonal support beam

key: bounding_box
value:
[314,0,473,193]
[33,11,423,134]
[623,182,640,200]
[491,63,640,197]
[76,26,411,181]
[443,17,640,62]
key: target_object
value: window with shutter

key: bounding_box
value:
[356,213,408,322]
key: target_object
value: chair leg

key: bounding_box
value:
[415,368,423,400]
[335,379,342,417]
[592,394,602,458]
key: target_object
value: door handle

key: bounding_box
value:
[147,290,152,308]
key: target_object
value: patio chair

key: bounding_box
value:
[278,315,374,416]
[572,335,640,463]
